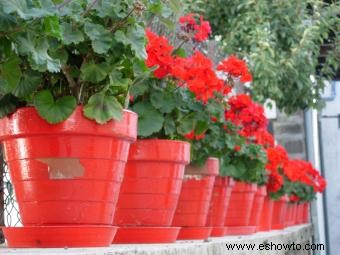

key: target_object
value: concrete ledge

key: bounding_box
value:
[0,224,313,255]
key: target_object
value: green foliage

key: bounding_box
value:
[187,0,340,113]
[0,0,155,124]
[190,116,268,184]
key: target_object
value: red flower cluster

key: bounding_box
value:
[265,145,288,193]
[217,55,253,82]
[265,145,288,172]
[267,171,284,193]
[145,29,173,78]
[145,27,232,102]
[171,52,231,102]
[283,160,326,193]
[289,194,300,202]
[254,130,275,148]
[225,94,268,137]
[184,130,205,140]
[179,13,212,42]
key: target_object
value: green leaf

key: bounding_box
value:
[150,91,176,113]
[83,92,123,124]
[132,102,164,137]
[164,117,176,135]
[34,90,76,124]
[61,22,84,45]
[84,22,112,54]
[12,72,42,97]
[0,94,19,118]
[0,11,17,31]
[115,25,146,59]
[0,55,21,93]
[43,15,61,39]
[194,120,209,135]
[177,113,196,134]
[168,0,181,14]
[16,34,61,72]
[80,61,108,83]
[130,82,148,97]
[109,70,131,93]
[1,0,53,20]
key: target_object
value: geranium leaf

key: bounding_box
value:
[16,34,61,72]
[80,62,108,83]
[0,94,20,118]
[34,90,76,124]
[150,91,176,113]
[61,22,84,45]
[84,22,112,54]
[115,25,146,59]
[12,72,42,97]
[83,92,123,124]
[1,0,53,20]
[0,55,21,93]
[43,15,61,39]
[132,102,164,137]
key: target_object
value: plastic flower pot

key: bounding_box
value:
[224,181,257,235]
[172,157,219,240]
[0,107,137,247]
[258,194,274,231]
[291,202,298,225]
[113,139,190,243]
[207,177,235,237]
[249,186,267,233]
[302,202,310,224]
[271,195,288,230]
[284,202,294,227]
[295,203,304,225]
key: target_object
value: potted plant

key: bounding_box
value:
[221,94,268,235]
[282,159,326,225]
[0,0,149,247]
[113,11,242,243]
[261,145,290,231]
[248,130,275,233]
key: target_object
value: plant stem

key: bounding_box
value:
[57,0,73,10]
[83,0,99,17]
[61,65,78,96]
[109,7,136,32]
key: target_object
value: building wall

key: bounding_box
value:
[272,110,307,160]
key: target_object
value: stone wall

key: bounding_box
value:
[272,110,307,160]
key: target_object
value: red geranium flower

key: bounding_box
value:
[217,55,252,83]
[184,130,206,140]
[254,130,275,148]
[179,14,212,42]
[267,171,284,193]
[145,29,174,79]
[225,94,268,137]
[171,52,231,103]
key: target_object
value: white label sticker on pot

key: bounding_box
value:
[37,158,85,179]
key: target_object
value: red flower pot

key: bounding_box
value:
[172,157,219,240]
[258,194,274,231]
[113,139,190,243]
[284,202,293,227]
[302,202,310,223]
[295,203,304,224]
[207,177,235,237]
[271,195,288,230]
[0,107,137,247]
[224,182,257,235]
[249,186,266,233]
[291,202,298,225]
